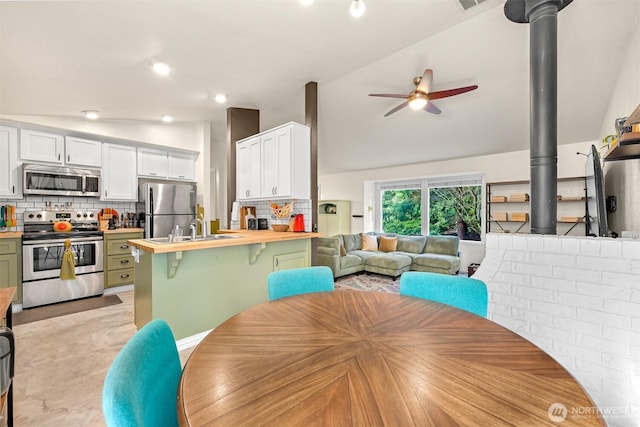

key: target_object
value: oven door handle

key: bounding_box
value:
[23,236,103,245]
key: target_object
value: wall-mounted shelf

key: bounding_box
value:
[486,177,587,236]
[604,132,640,161]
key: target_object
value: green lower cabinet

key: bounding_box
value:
[0,238,22,303]
[104,231,142,288]
[273,251,309,271]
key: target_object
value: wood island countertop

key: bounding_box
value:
[0,232,22,239]
[102,228,144,234]
[128,229,322,254]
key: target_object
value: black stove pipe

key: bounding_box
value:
[505,0,573,235]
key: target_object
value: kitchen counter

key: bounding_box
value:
[131,229,320,340]
[0,232,22,239]
[103,227,144,234]
[128,229,321,254]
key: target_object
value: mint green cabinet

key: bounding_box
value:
[0,238,21,303]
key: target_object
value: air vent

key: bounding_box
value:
[457,0,486,11]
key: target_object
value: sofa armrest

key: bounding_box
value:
[318,246,338,256]
[317,236,341,252]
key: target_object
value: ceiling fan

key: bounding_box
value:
[369,69,478,117]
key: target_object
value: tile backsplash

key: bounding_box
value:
[0,195,136,231]
[231,199,312,232]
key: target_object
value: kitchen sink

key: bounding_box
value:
[144,234,243,244]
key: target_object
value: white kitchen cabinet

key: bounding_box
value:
[137,147,169,178]
[0,126,21,198]
[261,123,310,199]
[64,136,102,167]
[168,151,196,181]
[102,143,137,201]
[236,122,310,201]
[236,137,261,200]
[19,129,64,164]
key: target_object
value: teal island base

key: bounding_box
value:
[133,238,311,340]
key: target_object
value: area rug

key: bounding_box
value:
[335,273,400,294]
[13,295,123,326]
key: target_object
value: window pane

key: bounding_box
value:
[381,189,421,235]
[428,186,482,241]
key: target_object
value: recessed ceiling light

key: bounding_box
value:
[214,94,227,104]
[162,115,174,123]
[349,0,366,17]
[81,110,99,120]
[152,61,171,76]
[300,0,313,6]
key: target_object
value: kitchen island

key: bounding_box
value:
[128,230,321,340]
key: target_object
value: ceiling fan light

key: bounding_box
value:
[408,95,428,110]
[349,0,365,18]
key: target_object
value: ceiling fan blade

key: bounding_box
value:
[384,101,409,117]
[416,69,433,94]
[424,102,441,115]
[369,93,409,99]
[428,85,478,101]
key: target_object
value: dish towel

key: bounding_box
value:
[60,239,76,280]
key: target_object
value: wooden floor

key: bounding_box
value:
[12,291,194,427]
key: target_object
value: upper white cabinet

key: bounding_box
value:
[19,129,64,164]
[64,136,102,167]
[168,151,196,181]
[102,143,137,201]
[138,147,169,178]
[236,122,310,201]
[20,129,102,168]
[138,147,196,181]
[236,137,261,200]
[0,126,22,198]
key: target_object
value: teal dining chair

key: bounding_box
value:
[399,271,488,317]
[267,266,335,300]
[102,319,181,427]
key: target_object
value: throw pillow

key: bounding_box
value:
[340,244,347,256]
[361,234,378,251]
[378,236,398,252]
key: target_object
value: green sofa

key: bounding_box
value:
[317,233,461,279]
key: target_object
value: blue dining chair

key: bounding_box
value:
[399,271,488,317]
[267,266,335,301]
[102,319,181,427]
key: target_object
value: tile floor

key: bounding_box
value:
[12,291,194,426]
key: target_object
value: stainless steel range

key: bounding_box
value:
[22,210,104,308]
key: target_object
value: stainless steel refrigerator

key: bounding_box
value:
[138,181,196,238]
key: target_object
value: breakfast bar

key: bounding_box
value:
[128,230,321,340]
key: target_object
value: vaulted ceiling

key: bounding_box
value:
[1,1,638,175]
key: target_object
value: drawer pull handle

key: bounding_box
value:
[120,245,129,249]
[120,274,130,279]
[120,259,130,264]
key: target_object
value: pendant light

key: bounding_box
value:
[349,0,365,18]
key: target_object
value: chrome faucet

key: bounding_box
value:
[190,219,208,239]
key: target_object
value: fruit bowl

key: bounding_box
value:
[271,224,289,232]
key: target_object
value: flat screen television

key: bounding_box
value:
[585,144,609,237]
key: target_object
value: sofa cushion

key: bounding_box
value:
[424,235,459,256]
[348,250,379,262]
[378,236,398,252]
[342,234,362,252]
[396,236,427,254]
[413,253,460,270]
[361,234,378,251]
[340,254,364,269]
[365,253,412,270]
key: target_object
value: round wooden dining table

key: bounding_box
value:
[178,291,603,426]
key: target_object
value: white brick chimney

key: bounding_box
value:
[474,233,640,426]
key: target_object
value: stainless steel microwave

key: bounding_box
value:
[23,163,101,197]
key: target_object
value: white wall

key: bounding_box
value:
[319,140,595,269]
